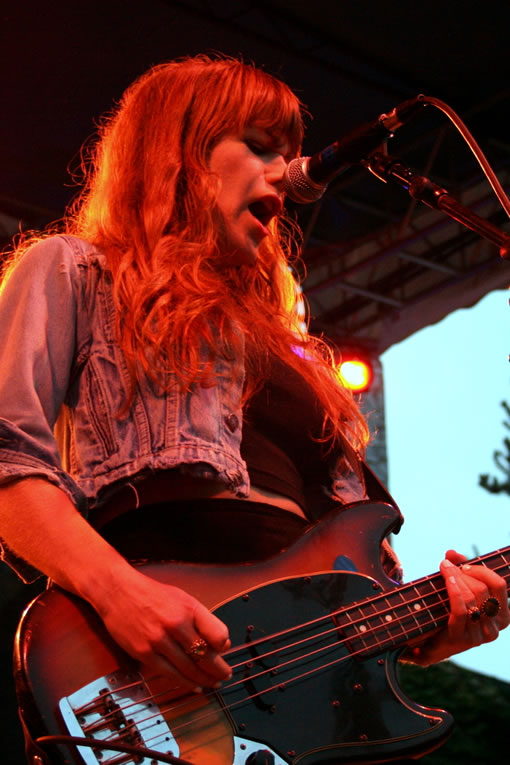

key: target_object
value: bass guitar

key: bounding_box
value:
[14,501,510,765]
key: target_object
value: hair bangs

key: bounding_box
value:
[183,59,305,161]
[236,66,305,158]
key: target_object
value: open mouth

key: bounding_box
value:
[248,196,282,227]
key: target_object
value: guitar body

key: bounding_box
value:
[14,502,453,764]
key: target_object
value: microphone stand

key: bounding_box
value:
[364,152,510,261]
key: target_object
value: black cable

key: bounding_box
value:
[36,734,194,764]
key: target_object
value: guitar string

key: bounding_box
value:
[195,559,510,675]
[77,573,453,722]
[211,549,510,663]
[88,552,510,725]
[73,581,408,722]
[88,563,510,739]
[87,563,510,747]
[76,550,510,725]
[91,567,510,756]
[96,593,479,762]
[88,588,456,749]
[85,556,507,763]
[97,599,510,762]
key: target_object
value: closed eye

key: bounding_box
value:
[245,140,267,156]
[243,129,290,160]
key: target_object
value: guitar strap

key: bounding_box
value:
[336,429,403,533]
[360,459,405,584]
[361,459,404,532]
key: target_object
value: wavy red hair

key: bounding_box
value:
[12,55,370,458]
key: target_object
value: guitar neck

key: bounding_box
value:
[340,546,510,657]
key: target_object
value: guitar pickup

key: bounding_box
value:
[58,669,179,765]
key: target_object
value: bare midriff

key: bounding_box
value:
[100,470,307,524]
[210,483,306,518]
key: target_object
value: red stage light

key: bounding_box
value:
[338,356,374,393]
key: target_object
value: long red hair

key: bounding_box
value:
[13,55,370,458]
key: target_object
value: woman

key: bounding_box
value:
[0,54,507,746]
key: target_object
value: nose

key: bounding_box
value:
[265,154,288,190]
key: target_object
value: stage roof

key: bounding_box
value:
[2,1,509,351]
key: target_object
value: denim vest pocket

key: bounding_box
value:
[82,356,118,460]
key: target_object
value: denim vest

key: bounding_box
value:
[0,235,370,579]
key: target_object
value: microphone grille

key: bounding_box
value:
[283,157,326,204]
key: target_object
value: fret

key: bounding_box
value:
[336,578,446,657]
[374,592,412,643]
[386,587,425,637]
[479,549,510,582]
[334,544,510,660]
[407,586,427,634]
[410,576,446,633]
[363,596,405,646]
[336,588,434,658]
[338,605,373,654]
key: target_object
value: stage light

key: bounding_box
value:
[338,355,374,393]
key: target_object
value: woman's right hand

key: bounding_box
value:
[0,480,232,694]
[95,566,232,693]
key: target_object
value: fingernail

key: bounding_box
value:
[193,687,203,694]
[442,559,454,567]
[214,681,223,689]
[461,564,472,571]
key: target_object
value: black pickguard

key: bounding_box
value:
[216,572,452,764]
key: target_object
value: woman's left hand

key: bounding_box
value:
[407,549,509,665]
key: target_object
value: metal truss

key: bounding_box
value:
[301,140,510,352]
[163,0,416,98]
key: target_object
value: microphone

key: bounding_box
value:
[283,94,427,203]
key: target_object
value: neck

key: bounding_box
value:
[340,547,510,658]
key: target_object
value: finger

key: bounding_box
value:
[194,646,233,681]
[185,637,232,680]
[145,637,227,692]
[440,559,483,642]
[174,619,232,682]
[186,643,233,683]
[443,561,509,648]
[194,604,231,653]
[445,549,468,565]
[142,625,230,689]
[189,606,233,678]
[445,552,499,618]
[441,559,479,612]
[460,562,507,591]
[140,653,205,695]
[153,601,231,685]
[173,638,231,687]
[459,564,510,626]
[479,617,500,644]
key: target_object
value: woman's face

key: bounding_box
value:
[208,127,290,265]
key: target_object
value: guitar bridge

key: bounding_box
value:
[58,669,179,764]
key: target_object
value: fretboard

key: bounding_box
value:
[335,546,510,658]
